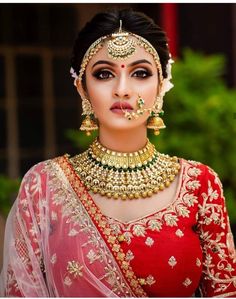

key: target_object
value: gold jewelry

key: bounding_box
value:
[70,138,180,200]
[81,98,93,116]
[147,112,166,136]
[80,98,98,136]
[122,95,150,120]
[77,20,163,87]
[107,20,136,60]
[147,96,165,135]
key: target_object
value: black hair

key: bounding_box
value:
[71,8,170,86]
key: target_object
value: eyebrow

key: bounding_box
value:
[92,59,152,69]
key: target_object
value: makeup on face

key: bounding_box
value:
[91,59,154,81]
[110,101,133,115]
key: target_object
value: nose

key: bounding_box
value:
[113,74,132,100]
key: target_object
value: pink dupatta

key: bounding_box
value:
[0,156,146,297]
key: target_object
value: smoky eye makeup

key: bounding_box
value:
[92,69,114,80]
[131,68,153,78]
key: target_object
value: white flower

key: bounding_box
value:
[70,67,78,79]
[160,58,174,97]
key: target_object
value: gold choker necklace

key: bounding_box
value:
[70,139,181,200]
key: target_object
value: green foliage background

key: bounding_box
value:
[66,49,236,222]
[0,176,19,217]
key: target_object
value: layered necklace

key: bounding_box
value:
[70,138,181,200]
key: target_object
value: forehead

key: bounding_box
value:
[87,38,156,68]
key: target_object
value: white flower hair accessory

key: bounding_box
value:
[160,57,174,97]
[70,67,78,86]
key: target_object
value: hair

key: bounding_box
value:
[71,8,170,87]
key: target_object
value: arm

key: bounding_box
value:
[197,165,236,297]
[0,163,49,297]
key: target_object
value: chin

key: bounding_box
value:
[100,119,146,132]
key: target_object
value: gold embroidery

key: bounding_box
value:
[175,229,184,238]
[133,224,146,237]
[103,159,201,243]
[87,249,99,264]
[196,258,201,267]
[145,237,154,247]
[126,250,134,262]
[183,277,192,287]
[64,276,72,286]
[50,253,57,264]
[197,169,236,296]
[168,256,177,268]
[68,228,79,236]
[117,235,125,242]
[53,156,146,297]
[67,260,83,278]
[146,275,156,286]
[138,275,156,286]
[214,291,236,297]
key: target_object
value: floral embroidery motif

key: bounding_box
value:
[67,260,83,278]
[68,228,79,237]
[196,258,201,267]
[168,256,177,268]
[50,253,57,264]
[51,157,139,297]
[45,156,236,297]
[103,159,203,243]
[138,275,156,286]
[126,250,134,262]
[64,276,72,286]
[146,275,156,286]
[186,180,201,191]
[87,249,100,264]
[175,229,184,238]
[145,237,154,247]
[183,277,192,287]
[133,225,146,237]
[197,167,236,296]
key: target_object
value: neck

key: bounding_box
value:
[98,125,148,152]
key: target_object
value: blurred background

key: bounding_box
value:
[0,3,236,268]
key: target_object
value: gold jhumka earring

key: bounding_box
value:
[80,98,98,136]
[147,96,166,135]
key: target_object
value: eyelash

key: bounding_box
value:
[92,69,153,80]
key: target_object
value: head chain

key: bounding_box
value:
[71,31,164,87]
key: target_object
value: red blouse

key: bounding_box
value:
[101,159,236,297]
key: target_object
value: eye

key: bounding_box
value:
[92,70,114,80]
[132,69,153,78]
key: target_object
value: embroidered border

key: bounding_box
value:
[54,155,148,298]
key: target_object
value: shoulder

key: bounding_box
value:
[22,155,68,180]
[19,155,68,194]
[181,158,221,182]
[180,158,224,201]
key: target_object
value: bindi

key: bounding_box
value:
[121,64,125,68]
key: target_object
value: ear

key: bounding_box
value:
[75,79,88,99]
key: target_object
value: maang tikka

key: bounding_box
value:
[79,98,98,136]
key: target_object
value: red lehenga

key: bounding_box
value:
[1,155,236,297]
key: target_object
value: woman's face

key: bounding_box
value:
[81,39,159,131]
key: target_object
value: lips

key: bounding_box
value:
[110,102,133,111]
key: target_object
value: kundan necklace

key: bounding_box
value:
[70,138,181,200]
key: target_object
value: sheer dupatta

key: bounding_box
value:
[0,156,146,297]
